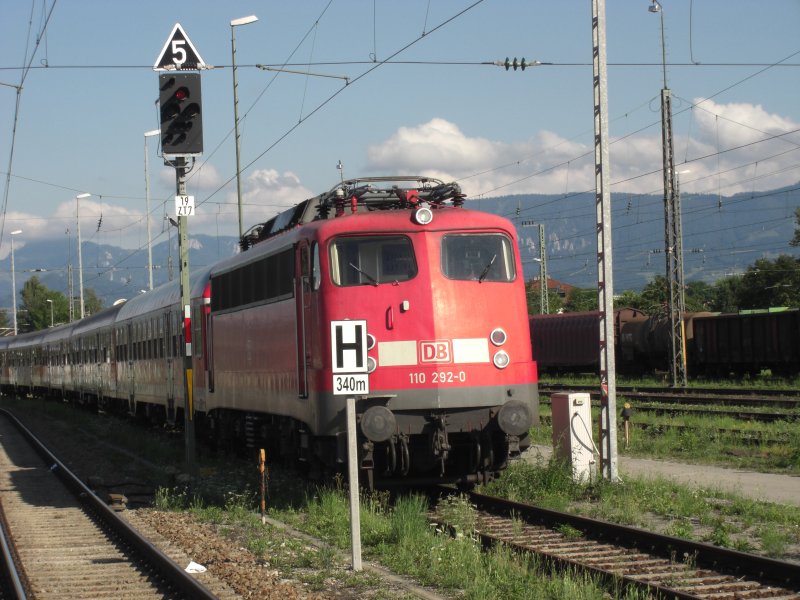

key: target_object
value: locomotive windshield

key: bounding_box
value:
[441,233,516,282]
[330,235,417,286]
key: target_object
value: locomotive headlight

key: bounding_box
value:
[490,328,507,346]
[360,406,396,442]
[493,350,510,369]
[497,400,532,436]
[413,206,433,225]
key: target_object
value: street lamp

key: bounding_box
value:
[230,14,258,241]
[46,298,53,327]
[144,129,160,291]
[648,1,667,89]
[10,229,21,335]
[76,192,91,319]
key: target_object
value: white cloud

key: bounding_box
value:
[365,104,800,200]
[241,169,314,227]
[151,165,313,241]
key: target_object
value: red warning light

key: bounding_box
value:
[174,88,188,101]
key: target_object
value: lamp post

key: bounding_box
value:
[76,192,91,319]
[46,298,53,328]
[144,129,160,291]
[10,229,21,335]
[230,14,258,241]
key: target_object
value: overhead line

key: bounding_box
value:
[1,61,799,71]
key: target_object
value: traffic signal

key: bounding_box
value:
[159,73,203,155]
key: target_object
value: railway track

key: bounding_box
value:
[433,488,800,600]
[538,415,790,446]
[540,384,800,409]
[0,408,225,600]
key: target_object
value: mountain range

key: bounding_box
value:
[2,185,798,311]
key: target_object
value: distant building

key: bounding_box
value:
[528,276,575,300]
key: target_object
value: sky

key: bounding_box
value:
[1,0,799,286]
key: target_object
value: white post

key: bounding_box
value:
[10,230,21,335]
[346,396,362,571]
[230,15,258,240]
[144,130,160,291]
[76,193,91,319]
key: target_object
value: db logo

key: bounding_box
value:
[420,340,451,363]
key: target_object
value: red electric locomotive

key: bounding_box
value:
[194,177,538,486]
[0,176,539,487]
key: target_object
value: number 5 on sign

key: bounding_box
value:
[175,195,195,217]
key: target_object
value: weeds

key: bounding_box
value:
[759,524,791,557]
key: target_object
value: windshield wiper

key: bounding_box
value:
[478,254,497,282]
[349,262,379,286]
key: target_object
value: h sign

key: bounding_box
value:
[331,320,368,373]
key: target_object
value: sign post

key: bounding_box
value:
[330,320,369,571]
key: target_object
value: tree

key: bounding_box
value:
[708,276,742,313]
[83,288,104,317]
[525,278,563,314]
[639,275,669,316]
[561,287,598,312]
[736,255,800,310]
[19,277,70,332]
[684,280,715,312]
[791,207,800,247]
[614,289,645,312]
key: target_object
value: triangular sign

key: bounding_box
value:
[153,23,206,71]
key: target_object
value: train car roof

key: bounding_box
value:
[72,302,126,336]
[40,321,77,344]
[115,264,214,321]
[4,328,48,350]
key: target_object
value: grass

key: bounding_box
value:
[154,474,649,599]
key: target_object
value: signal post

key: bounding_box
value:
[154,23,205,477]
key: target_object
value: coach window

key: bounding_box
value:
[192,307,202,360]
[330,235,417,286]
[441,233,516,282]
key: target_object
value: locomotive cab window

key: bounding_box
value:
[330,235,417,286]
[441,233,516,282]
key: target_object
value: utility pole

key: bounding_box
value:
[174,156,196,477]
[521,220,549,314]
[538,224,549,314]
[592,0,619,482]
[650,0,687,387]
[67,263,74,322]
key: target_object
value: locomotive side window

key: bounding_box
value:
[330,235,417,286]
[441,233,516,282]
[212,248,294,312]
